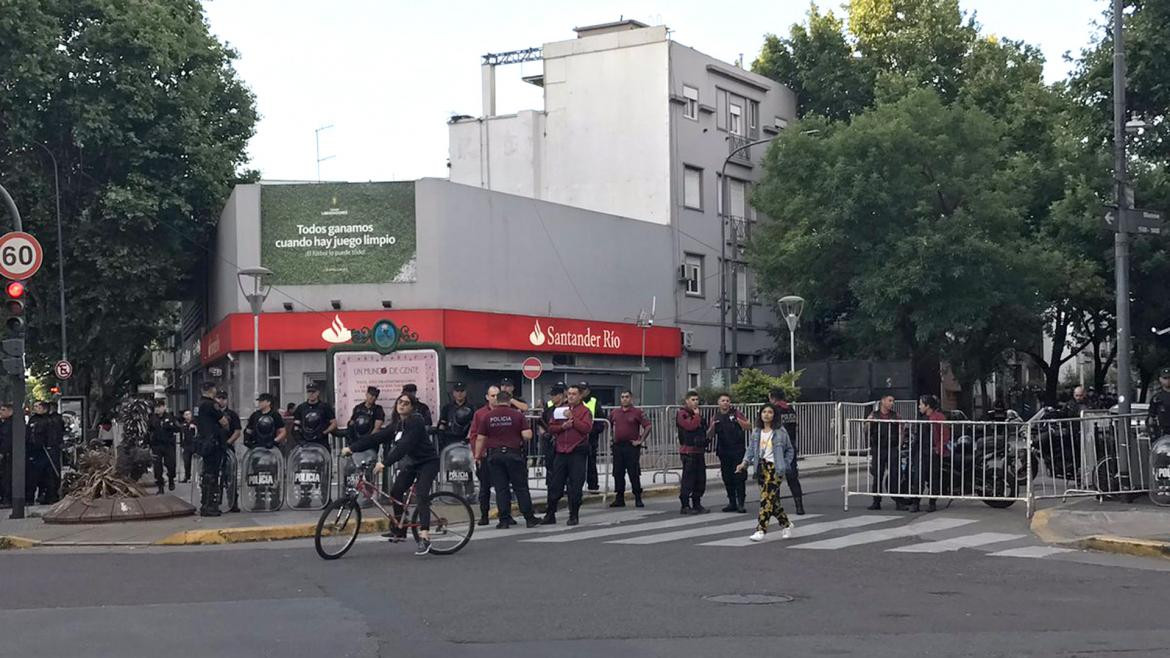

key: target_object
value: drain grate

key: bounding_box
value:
[703,593,795,605]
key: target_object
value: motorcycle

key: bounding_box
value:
[898,411,1021,509]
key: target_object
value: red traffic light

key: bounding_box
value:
[6,281,24,298]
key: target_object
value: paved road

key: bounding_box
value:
[2,475,1168,657]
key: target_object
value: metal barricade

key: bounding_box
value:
[843,416,1026,511]
[1026,410,1151,504]
[796,401,838,458]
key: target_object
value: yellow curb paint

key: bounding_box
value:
[0,535,41,550]
[1079,535,1170,561]
[1028,508,1065,544]
[155,516,391,546]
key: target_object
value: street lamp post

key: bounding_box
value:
[778,296,805,373]
[237,267,273,410]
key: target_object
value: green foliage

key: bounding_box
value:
[730,368,802,404]
[0,0,257,414]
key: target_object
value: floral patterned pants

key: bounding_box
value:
[757,461,791,532]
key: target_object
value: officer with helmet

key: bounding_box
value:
[244,393,287,449]
[346,386,385,446]
[294,383,337,450]
[1149,367,1170,439]
[437,382,477,452]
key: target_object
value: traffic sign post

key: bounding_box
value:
[522,357,543,405]
[54,359,73,381]
[1103,206,1166,236]
[0,231,44,281]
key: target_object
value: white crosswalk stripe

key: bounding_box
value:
[607,515,824,545]
[700,515,900,547]
[988,546,1078,559]
[522,513,726,543]
[888,532,1026,553]
[471,509,659,541]
[789,517,978,550]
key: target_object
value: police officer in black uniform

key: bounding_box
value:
[436,382,476,452]
[244,393,287,449]
[194,382,229,516]
[147,399,180,494]
[26,401,59,505]
[216,391,243,513]
[346,386,385,446]
[1149,367,1170,438]
[294,383,337,449]
[708,393,750,513]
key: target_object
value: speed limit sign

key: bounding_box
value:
[0,232,44,281]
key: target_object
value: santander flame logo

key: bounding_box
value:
[321,315,351,344]
[529,320,546,346]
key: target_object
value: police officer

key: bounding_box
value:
[346,386,385,446]
[179,409,197,482]
[866,393,905,511]
[607,390,651,508]
[294,383,337,449]
[437,382,476,452]
[474,390,539,528]
[769,388,805,515]
[147,399,180,494]
[401,384,432,426]
[676,391,707,515]
[470,385,499,526]
[244,393,287,449]
[194,382,229,516]
[0,404,12,507]
[1149,367,1170,438]
[26,401,58,505]
[579,381,602,493]
[215,391,243,513]
[498,378,530,412]
[708,393,750,513]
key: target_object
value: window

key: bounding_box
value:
[682,85,699,120]
[749,100,759,138]
[267,353,281,399]
[687,352,705,390]
[729,103,743,136]
[728,178,746,219]
[683,165,702,210]
[683,253,703,297]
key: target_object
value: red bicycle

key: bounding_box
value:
[314,458,474,559]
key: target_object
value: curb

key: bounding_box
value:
[0,535,41,550]
[1077,536,1170,561]
[155,517,392,546]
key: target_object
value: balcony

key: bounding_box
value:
[734,302,752,326]
[727,216,752,248]
[728,133,752,163]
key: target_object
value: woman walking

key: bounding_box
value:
[737,404,796,542]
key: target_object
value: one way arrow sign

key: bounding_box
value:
[1103,206,1166,235]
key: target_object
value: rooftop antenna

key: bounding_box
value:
[315,124,334,182]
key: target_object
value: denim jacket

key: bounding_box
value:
[742,427,795,471]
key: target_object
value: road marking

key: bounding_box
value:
[988,546,1078,559]
[789,517,978,550]
[522,513,727,543]
[607,515,824,545]
[700,515,900,547]
[888,532,1026,553]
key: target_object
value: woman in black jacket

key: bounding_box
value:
[342,393,439,556]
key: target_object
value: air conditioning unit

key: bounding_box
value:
[681,330,695,349]
[677,264,689,282]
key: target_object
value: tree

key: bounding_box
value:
[0,1,257,418]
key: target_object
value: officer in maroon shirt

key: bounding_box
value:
[676,391,709,514]
[541,384,593,526]
[474,390,539,529]
[607,390,651,508]
[470,385,500,526]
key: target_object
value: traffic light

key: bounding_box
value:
[2,279,25,376]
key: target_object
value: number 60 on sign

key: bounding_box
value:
[0,232,44,281]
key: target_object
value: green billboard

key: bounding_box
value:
[260,182,417,285]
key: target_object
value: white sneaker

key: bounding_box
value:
[781,522,794,539]
[749,530,766,542]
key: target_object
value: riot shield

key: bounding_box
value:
[342,448,379,507]
[241,446,285,512]
[1151,436,1170,507]
[287,443,331,510]
[438,443,475,498]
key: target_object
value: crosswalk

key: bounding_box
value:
[458,506,1096,564]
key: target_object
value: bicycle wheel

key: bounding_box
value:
[315,497,362,560]
[411,491,474,555]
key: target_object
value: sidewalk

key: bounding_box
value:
[0,454,851,549]
[1031,497,1170,561]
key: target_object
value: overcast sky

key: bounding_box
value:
[202,0,1108,183]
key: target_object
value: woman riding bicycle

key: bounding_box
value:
[341,392,439,556]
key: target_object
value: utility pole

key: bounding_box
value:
[1112,0,1133,414]
[0,183,27,519]
[315,124,334,182]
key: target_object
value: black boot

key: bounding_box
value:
[691,500,708,514]
[722,498,738,513]
[894,499,909,511]
[680,499,692,515]
[567,508,580,526]
[867,498,882,511]
[609,495,625,508]
[736,495,747,513]
[541,514,557,525]
[634,494,644,508]
[525,515,541,529]
[794,498,805,515]
[477,507,490,526]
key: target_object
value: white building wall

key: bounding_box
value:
[449,110,545,198]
